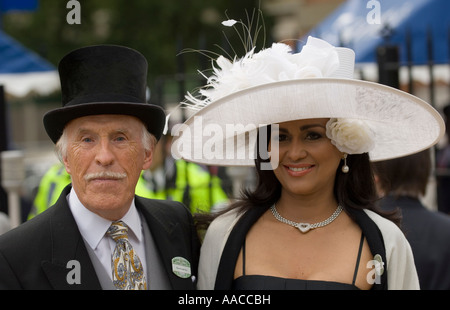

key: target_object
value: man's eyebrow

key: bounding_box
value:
[114,128,129,134]
[74,127,131,136]
[75,128,92,135]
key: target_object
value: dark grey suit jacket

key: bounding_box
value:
[0,185,200,289]
[380,195,450,290]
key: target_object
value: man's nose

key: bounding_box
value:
[95,140,115,166]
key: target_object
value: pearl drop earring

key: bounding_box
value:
[341,153,349,173]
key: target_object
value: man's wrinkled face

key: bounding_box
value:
[62,114,152,220]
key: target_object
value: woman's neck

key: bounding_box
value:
[275,190,339,223]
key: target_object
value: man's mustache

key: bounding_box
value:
[84,171,127,181]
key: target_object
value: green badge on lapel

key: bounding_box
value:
[172,256,191,278]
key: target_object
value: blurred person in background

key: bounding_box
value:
[436,104,450,214]
[136,128,229,214]
[373,149,450,290]
[27,162,71,220]
[0,211,10,235]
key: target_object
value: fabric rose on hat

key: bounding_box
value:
[326,118,376,154]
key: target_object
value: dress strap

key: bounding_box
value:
[241,238,246,276]
[352,232,365,286]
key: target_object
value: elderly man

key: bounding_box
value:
[0,45,200,289]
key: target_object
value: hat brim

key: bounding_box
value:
[43,102,166,144]
[172,78,445,166]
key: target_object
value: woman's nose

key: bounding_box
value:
[286,140,308,161]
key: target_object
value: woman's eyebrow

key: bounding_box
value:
[299,124,326,131]
[275,124,326,133]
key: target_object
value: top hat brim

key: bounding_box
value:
[43,101,166,144]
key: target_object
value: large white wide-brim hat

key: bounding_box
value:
[172,36,445,166]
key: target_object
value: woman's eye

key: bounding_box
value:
[272,134,288,142]
[306,132,323,140]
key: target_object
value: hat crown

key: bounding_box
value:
[43,45,166,144]
[184,36,355,110]
[58,45,148,107]
[330,47,355,79]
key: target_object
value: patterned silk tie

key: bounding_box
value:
[106,221,147,290]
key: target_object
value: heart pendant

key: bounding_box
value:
[297,223,311,233]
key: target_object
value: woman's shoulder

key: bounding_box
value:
[206,208,243,238]
[362,209,419,289]
[363,209,400,232]
[197,208,246,289]
[362,209,410,249]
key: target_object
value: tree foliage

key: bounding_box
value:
[2,0,269,85]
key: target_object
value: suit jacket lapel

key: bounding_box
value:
[41,185,101,290]
[136,197,196,290]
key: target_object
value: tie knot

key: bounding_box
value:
[107,221,129,242]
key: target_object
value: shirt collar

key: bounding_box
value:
[68,187,143,250]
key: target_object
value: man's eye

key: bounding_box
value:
[115,136,126,142]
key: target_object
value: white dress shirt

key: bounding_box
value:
[67,188,147,281]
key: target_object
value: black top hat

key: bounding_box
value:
[43,45,166,143]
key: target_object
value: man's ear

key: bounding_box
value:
[62,156,72,175]
[142,148,153,170]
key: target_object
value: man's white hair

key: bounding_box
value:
[55,123,157,163]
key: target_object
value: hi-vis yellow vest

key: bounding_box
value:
[28,163,71,220]
[135,160,228,214]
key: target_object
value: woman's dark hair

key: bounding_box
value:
[195,125,400,231]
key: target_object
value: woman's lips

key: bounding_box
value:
[283,164,314,177]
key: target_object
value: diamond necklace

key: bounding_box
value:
[270,204,343,233]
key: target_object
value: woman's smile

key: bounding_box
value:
[283,164,315,177]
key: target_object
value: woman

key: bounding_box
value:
[172,30,445,290]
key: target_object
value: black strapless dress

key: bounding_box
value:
[233,275,360,290]
[232,233,365,290]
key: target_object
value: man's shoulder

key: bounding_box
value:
[0,207,55,260]
[135,196,191,219]
[0,188,72,253]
